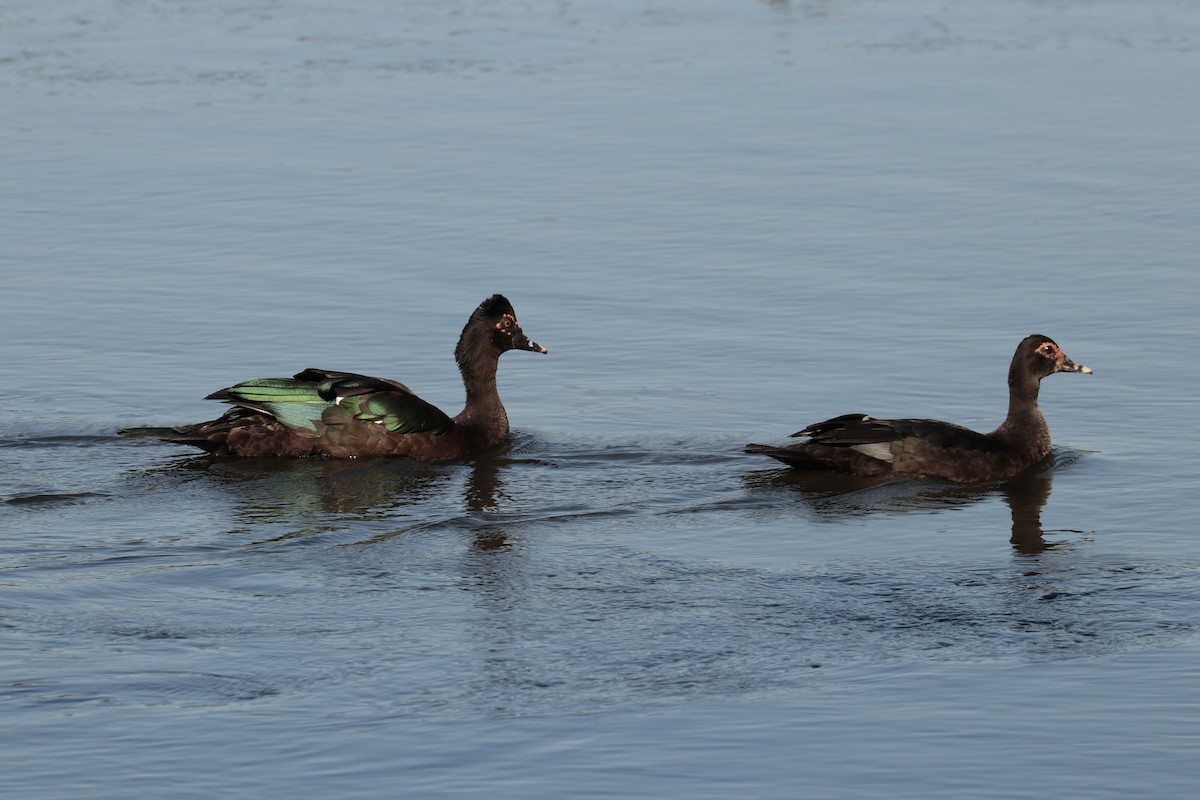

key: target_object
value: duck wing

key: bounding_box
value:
[794,414,997,453]
[207,368,455,435]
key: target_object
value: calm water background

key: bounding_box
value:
[3,1,1200,797]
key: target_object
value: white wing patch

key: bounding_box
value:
[851,442,894,462]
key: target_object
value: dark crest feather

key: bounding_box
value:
[475,294,515,319]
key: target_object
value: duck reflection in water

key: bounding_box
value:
[745,450,1083,554]
[140,442,519,548]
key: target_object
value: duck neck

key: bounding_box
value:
[454,344,508,435]
[994,364,1047,445]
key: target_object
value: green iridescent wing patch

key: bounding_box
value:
[207,369,454,435]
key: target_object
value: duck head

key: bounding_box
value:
[1023,334,1092,378]
[471,294,548,356]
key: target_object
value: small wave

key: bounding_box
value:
[0,434,120,449]
[5,491,110,507]
[2,671,278,708]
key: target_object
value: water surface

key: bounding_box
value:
[3,1,1200,797]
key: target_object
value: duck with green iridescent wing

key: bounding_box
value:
[120,295,548,459]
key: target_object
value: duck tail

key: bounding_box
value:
[119,425,215,450]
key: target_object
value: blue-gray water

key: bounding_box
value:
[3,1,1200,797]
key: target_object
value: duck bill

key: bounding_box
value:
[514,335,548,354]
[1058,357,1092,374]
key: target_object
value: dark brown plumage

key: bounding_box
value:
[120,294,548,460]
[746,334,1092,483]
